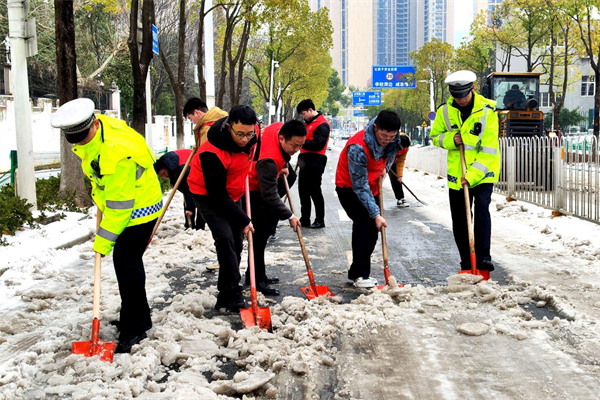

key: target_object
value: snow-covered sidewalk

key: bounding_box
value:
[1,162,600,399]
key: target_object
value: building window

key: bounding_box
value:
[540,92,550,108]
[581,76,595,96]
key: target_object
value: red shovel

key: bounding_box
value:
[240,177,272,331]
[458,145,488,280]
[376,177,403,290]
[282,177,333,299]
[72,210,116,362]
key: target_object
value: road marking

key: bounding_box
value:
[338,209,350,222]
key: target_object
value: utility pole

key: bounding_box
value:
[204,0,216,108]
[7,0,37,209]
[267,58,279,125]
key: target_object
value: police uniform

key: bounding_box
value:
[429,71,500,273]
[52,98,162,353]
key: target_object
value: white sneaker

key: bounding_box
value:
[397,199,409,207]
[354,277,378,288]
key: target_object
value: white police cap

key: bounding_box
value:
[51,98,97,144]
[445,70,476,98]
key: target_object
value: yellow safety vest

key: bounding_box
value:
[73,115,163,255]
[430,92,501,190]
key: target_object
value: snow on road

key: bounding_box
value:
[1,150,600,399]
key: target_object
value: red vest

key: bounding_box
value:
[300,114,330,156]
[187,140,252,201]
[335,130,387,196]
[248,122,287,192]
[175,148,192,166]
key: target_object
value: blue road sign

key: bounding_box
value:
[152,25,159,55]
[352,91,382,106]
[353,110,367,117]
[372,66,416,89]
[428,111,436,121]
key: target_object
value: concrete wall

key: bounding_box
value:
[0,95,193,173]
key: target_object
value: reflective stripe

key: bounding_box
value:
[131,200,163,220]
[476,107,490,146]
[438,133,446,149]
[464,144,477,151]
[443,105,454,132]
[97,227,119,242]
[447,174,458,183]
[136,165,145,180]
[106,199,135,209]
[473,161,489,174]
[481,146,498,155]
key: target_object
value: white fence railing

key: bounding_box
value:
[406,135,600,224]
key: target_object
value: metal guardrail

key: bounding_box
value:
[407,135,600,224]
[495,135,599,223]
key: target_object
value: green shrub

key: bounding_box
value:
[0,184,35,245]
[36,175,80,212]
[159,177,171,194]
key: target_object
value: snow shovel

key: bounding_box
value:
[458,145,487,280]
[240,177,272,331]
[148,146,197,247]
[282,176,333,299]
[376,177,403,290]
[72,210,116,362]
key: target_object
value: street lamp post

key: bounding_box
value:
[267,58,279,125]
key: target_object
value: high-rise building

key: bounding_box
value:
[474,0,503,23]
[308,0,454,88]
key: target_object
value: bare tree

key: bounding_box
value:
[55,0,92,207]
[128,0,155,135]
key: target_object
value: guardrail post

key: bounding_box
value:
[10,150,17,184]
[506,144,516,198]
[553,145,564,211]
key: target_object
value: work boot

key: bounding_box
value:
[256,281,280,296]
[215,290,248,312]
[310,220,325,229]
[265,276,280,284]
[396,199,409,208]
[115,331,147,354]
[478,260,495,271]
[299,218,311,228]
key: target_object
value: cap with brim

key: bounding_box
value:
[448,82,473,99]
[51,98,96,144]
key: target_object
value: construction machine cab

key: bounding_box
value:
[481,72,544,137]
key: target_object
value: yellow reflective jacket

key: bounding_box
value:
[430,92,500,190]
[73,115,163,255]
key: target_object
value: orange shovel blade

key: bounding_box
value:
[240,306,272,331]
[301,285,334,300]
[72,340,116,363]
[376,284,404,290]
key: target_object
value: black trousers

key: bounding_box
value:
[112,219,155,335]
[389,164,405,200]
[298,165,326,223]
[336,187,380,280]
[448,183,493,269]
[183,202,205,230]
[245,191,272,283]
[194,195,244,295]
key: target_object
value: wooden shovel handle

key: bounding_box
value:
[93,209,103,320]
[459,145,476,270]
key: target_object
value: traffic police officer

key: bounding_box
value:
[430,70,500,279]
[52,98,163,353]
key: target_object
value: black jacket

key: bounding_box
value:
[199,117,257,227]
[156,151,195,213]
